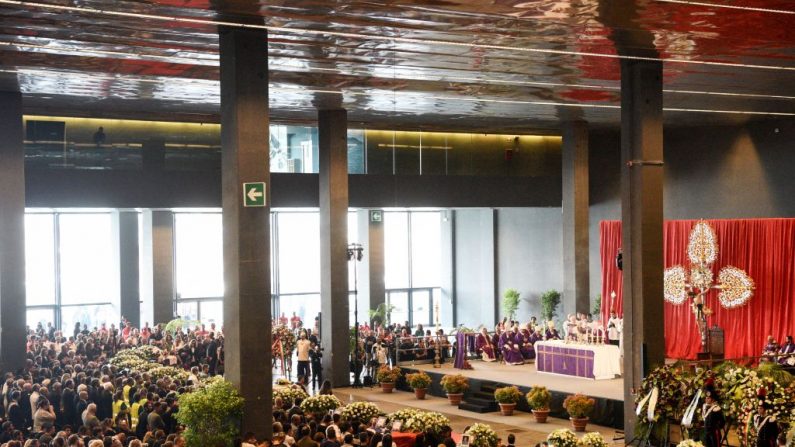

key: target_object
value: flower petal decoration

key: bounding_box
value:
[664,265,688,305]
[687,220,718,266]
[717,265,755,309]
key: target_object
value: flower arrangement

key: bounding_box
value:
[109,345,159,369]
[300,395,342,414]
[273,387,308,405]
[148,365,189,381]
[340,401,381,422]
[546,428,578,447]
[406,371,432,389]
[389,409,450,434]
[578,432,608,447]
[275,378,291,386]
[563,394,596,419]
[494,386,523,404]
[440,374,469,394]
[676,441,704,447]
[466,423,498,447]
[376,366,402,383]
[272,325,297,355]
[175,378,244,447]
[527,386,552,410]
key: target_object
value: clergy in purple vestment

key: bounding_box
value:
[499,327,524,365]
[476,328,497,362]
[545,321,562,340]
[516,324,535,360]
[778,335,795,365]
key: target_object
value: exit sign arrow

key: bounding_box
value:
[242,182,266,207]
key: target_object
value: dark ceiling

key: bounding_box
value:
[1,0,794,132]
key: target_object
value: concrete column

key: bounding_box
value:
[562,121,590,316]
[140,210,175,326]
[620,60,665,437]
[0,91,27,372]
[219,26,272,438]
[318,108,350,386]
[356,209,385,320]
[118,211,140,327]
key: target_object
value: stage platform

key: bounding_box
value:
[398,360,625,429]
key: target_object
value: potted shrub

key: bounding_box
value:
[563,393,596,431]
[540,289,561,322]
[406,371,432,400]
[439,374,469,405]
[526,385,552,423]
[376,366,402,393]
[502,289,521,321]
[493,386,522,416]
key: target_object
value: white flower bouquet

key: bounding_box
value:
[577,432,607,447]
[547,428,578,447]
[148,365,189,381]
[273,387,309,405]
[466,423,498,447]
[340,401,381,422]
[300,395,342,414]
[676,440,704,447]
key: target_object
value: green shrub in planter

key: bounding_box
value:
[494,386,523,404]
[175,378,244,447]
[526,386,552,410]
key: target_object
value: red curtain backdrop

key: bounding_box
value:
[600,218,795,360]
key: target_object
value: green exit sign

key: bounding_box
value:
[243,182,266,207]
[370,210,383,222]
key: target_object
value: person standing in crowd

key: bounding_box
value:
[309,342,323,389]
[296,332,312,381]
[206,332,219,375]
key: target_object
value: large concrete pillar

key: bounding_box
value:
[356,210,385,320]
[318,108,350,387]
[140,210,175,326]
[562,121,590,316]
[620,59,665,437]
[219,26,272,438]
[0,91,27,372]
[118,211,140,327]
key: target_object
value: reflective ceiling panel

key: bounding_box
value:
[1,0,794,131]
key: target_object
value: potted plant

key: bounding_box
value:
[502,289,521,321]
[406,371,432,400]
[376,366,402,393]
[563,393,595,431]
[493,386,523,416]
[439,374,469,405]
[540,289,561,322]
[526,385,552,423]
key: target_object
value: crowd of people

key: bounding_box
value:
[3,317,227,447]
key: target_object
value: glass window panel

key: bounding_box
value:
[277,212,320,294]
[365,130,394,175]
[61,304,115,334]
[384,212,409,289]
[388,292,409,327]
[432,288,441,326]
[25,214,56,305]
[420,132,448,175]
[27,308,55,331]
[410,212,441,288]
[394,131,420,175]
[411,290,431,326]
[199,300,223,327]
[176,301,198,322]
[59,214,115,305]
[349,292,357,327]
[278,294,320,332]
[175,213,223,299]
[347,129,366,174]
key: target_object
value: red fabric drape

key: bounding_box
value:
[599,221,624,325]
[599,218,795,360]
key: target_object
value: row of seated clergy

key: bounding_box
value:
[475,323,562,365]
[761,335,795,366]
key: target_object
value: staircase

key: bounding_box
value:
[458,381,499,413]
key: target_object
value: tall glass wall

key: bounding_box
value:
[174,213,224,326]
[384,211,442,328]
[24,211,119,333]
[23,115,559,176]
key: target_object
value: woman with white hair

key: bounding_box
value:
[82,403,100,432]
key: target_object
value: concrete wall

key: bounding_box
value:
[453,209,497,328]
[496,208,563,321]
